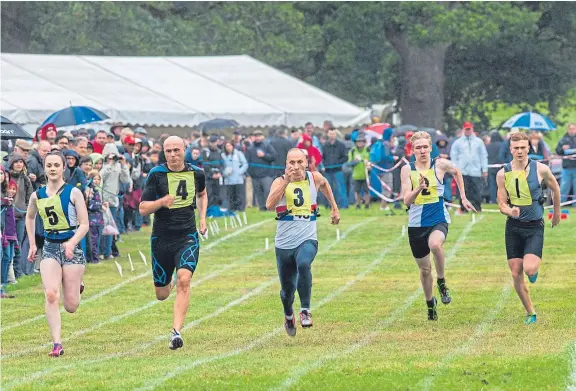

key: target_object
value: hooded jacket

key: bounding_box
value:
[8,153,33,219]
[297,133,323,171]
[63,149,86,191]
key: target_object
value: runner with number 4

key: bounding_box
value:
[401,132,476,321]
[25,152,90,357]
[496,132,561,325]
[140,136,208,350]
[266,148,340,336]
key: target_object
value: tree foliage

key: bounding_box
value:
[2,1,576,130]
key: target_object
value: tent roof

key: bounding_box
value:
[0,53,368,128]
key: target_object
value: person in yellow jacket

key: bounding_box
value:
[347,133,371,209]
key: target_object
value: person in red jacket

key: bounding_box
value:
[297,133,322,171]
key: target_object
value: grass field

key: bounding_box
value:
[1,208,575,391]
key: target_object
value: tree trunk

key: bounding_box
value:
[386,31,449,130]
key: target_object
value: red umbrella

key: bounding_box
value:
[364,123,391,145]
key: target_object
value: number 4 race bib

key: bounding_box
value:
[168,172,195,209]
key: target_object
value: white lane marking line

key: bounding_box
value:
[1,220,268,332]
[568,340,576,391]
[420,283,511,391]
[7,219,375,388]
[2,278,276,391]
[271,216,484,391]
[2,249,267,360]
[136,228,402,391]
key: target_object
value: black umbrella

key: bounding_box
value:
[1,116,33,140]
[393,124,418,137]
[198,118,239,132]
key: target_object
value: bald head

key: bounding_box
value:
[163,136,186,170]
[285,148,307,181]
[287,148,306,162]
[163,136,185,150]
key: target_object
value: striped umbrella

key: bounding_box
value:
[501,112,556,132]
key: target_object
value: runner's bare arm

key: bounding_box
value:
[401,165,423,207]
[539,163,561,226]
[67,187,90,248]
[25,192,38,247]
[312,171,338,212]
[196,189,208,234]
[266,176,290,210]
[436,158,476,212]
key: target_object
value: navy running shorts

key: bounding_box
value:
[408,223,449,259]
[505,218,544,260]
[151,232,200,287]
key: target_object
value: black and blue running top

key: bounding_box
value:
[141,163,206,237]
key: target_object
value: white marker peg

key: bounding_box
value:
[243,211,248,225]
[472,214,476,224]
[139,250,148,266]
[236,214,243,227]
[401,225,406,237]
[224,218,228,231]
[214,220,220,233]
[336,228,341,241]
[128,254,134,271]
[230,216,236,228]
[115,261,123,277]
[265,238,270,251]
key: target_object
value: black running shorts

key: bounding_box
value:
[505,218,544,260]
[408,223,449,259]
[150,232,200,287]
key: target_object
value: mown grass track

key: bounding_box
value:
[1,208,575,390]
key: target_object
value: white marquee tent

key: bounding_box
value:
[0,53,370,131]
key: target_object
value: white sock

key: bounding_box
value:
[300,308,310,313]
[286,314,293,320]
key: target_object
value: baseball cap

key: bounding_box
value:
[253,130,264,136]
[209,135,219,143]
[124,135,136,145]
[134,127,147,135]
[463,121,474,129]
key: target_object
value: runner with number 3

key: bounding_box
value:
[266,148,340,336]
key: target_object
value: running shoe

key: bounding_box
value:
[524,313,537,325]
[437,282,451,304]
[427,297,438,321]
[80,281,85,295]
[528,271,539,284]
[48,343,64,357]
[285,314,297,337]
[299,310,313,328]
[168,329,184,350]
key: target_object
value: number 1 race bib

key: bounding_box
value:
[168,172,195,209]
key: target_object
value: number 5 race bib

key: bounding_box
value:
[168,172,195,209]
